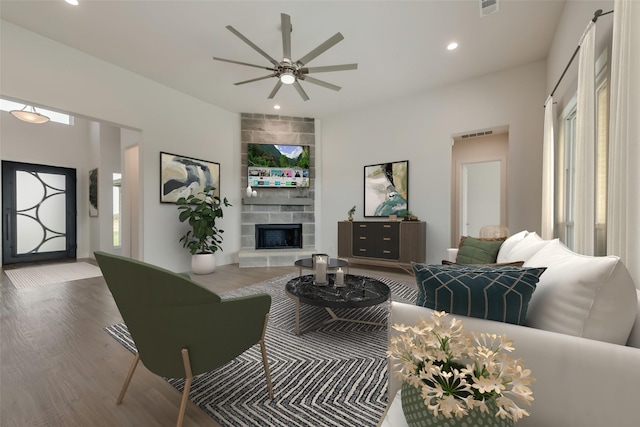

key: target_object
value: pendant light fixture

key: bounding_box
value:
[10,105,50,124]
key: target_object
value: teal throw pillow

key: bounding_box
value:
[413,263,546,325]
[456,236,504,264]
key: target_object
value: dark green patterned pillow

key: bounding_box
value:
[413,263,546,325]
[456,236,504,264]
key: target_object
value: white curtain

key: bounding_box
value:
[608,0,640,285]
[541,95,555,239]
[573,21,596,255]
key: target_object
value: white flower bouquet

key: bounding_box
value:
[387,311,534,422]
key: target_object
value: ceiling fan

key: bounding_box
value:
[213,13,357,101]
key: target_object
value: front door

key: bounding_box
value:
[2,161,77,265]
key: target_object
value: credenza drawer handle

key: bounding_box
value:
[383,224,391,228]
[359,237,366,240]
[359,225,367,228]
[383,237,391,241]
[359,249,367,252]
[383,250,391,254]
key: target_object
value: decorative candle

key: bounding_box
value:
[335,268,345,286]
[246,185,253,197]
[315,257,327,284]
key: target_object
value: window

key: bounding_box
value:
[555,50,608,254]
[594,51,609,256]
[113,173,122,248]
[559,100,577,249]
[0,98,73,125]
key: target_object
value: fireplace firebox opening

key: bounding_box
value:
[255,223,303,250]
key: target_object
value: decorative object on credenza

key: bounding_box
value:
[399,210,418,221]
[89,168,98,217]
[160,152,220,203]
[347,205,356,221]
[387,311,533,426]
[364,160,408,217]
[176,185,231,274]
[388,214,398,222]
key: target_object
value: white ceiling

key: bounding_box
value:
[0,0,566,119]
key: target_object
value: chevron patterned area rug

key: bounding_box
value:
[105,273,418,427]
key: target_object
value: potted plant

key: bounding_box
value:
[388,311,534,426]
[347,205,356,221]
[176,185,231,274]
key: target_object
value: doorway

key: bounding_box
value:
[451,130,508,245]
[2,161,77,265]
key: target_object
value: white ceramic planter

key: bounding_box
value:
[191,253,216,275]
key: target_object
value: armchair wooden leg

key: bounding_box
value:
[117,352,140,405]
[260,313,274,399]
[177,348,193,427]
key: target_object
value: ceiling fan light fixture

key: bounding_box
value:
[10,105,50,124]
[280,71,296,85]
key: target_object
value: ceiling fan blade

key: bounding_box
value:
[296,32,344,66]
[213,57,276,71]
[234,75,274,86]
[293,81,310,101]
[268,81,283,99]
[225,25,279,67]
[301,76,341,92]
[302,63,358,74]
[281,13,292,60]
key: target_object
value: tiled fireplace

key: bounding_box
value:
[239,113,317,267]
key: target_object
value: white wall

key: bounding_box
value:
[319,60,547,263]
[1,20,240,273]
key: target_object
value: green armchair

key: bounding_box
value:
[94,251,273,427]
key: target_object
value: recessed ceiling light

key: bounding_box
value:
[447,42,459,51]
[65,0,79,5]
[273,105,281,110]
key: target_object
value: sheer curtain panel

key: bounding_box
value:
[607,0,640,285]
[573,21,596,256]
[541,96,555,240]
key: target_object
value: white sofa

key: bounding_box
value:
[383,231,640,427]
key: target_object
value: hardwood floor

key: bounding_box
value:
[0,259,414,427]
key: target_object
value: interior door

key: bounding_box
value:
[461,161,501,236]
[2,161,77,265]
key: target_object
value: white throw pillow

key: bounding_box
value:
[524,240,637,345]
[496,230,529,263]
[502,232,551,263]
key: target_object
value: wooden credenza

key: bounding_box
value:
[338,221,426,272]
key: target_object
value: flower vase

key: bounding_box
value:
[401,382,514,427]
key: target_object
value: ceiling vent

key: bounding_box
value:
[480,0,499,17]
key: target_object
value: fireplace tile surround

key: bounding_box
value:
[239,113,317,267]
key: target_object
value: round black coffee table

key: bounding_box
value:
[285,274,391,335]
